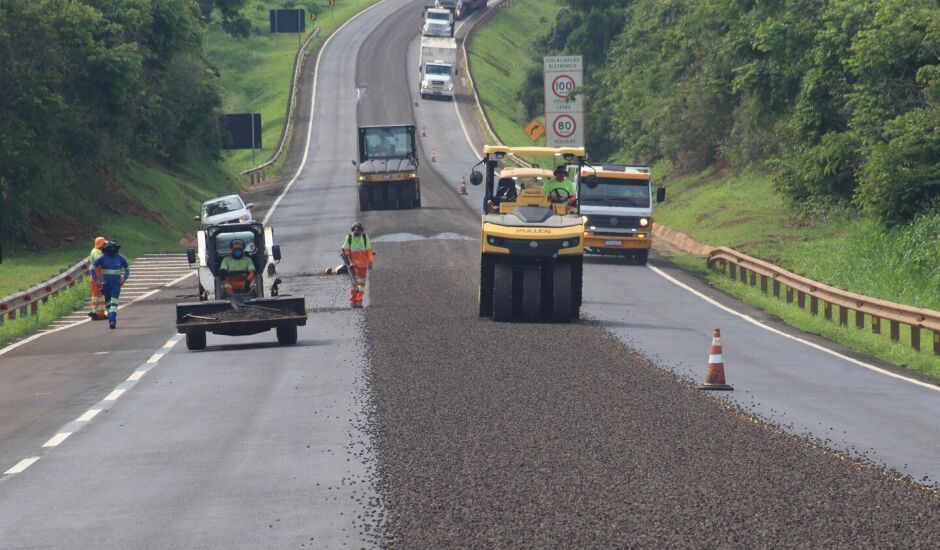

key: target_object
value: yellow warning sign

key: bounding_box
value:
[524,119,545,142]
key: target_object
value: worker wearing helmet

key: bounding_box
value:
[342,222,374,308]
[87,236,107,320]
[546,165,576,211]
[219,240,256,296]
[91,241,130,329]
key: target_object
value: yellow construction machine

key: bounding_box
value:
[468,146,588,322]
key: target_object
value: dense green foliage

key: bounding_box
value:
[0,0,240,243]
[524,0,940,226]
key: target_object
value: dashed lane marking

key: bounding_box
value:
[103,389,126,401]
[76,409,101,422]
[127,371,146,382]
[4,457,40,475]
[42,433,72,448]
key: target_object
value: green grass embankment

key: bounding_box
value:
[468,0,940,377]
[1,0,379,346]
[212,0,381,175]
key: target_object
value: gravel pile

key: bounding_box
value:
[363,239,940,548]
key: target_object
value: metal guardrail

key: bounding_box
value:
[240,26,322,184]
[0,257,89,325]
[708,247,940,355]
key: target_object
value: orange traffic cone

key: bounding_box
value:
[458,177,467,195]
[421,125,427,137]
[431,148,437,162]
[698,328,733,391]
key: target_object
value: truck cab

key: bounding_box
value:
[422,7,454,37]
[435,0,464,19]
[419,36,457,99]
[578,165,665,264]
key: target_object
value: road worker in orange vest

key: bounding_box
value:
[87,236,107,320]
[341,222,375,308]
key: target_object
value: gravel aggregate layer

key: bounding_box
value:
[364,226,940,547]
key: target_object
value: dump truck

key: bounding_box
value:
[578,164,665,264]
[354,124,421,211]
[176,222,307,351]
[468,146,588,323]
[419,36,458,100]
[436,0,486,18]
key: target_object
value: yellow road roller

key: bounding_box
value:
[468,146,588,322]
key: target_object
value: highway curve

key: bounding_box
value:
[0,0,938,548]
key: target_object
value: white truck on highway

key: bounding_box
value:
[578,164,666,265]
[422,6,454,37]
[419,36,458,99]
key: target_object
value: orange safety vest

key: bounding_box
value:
[342,233,374,267]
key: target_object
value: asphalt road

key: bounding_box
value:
[0,0,939,548]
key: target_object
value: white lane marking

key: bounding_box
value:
[76,409,101,422]
[452,18,483,161]
[146,352,165,364]
[163,339,178,349]
[103,389,125,401]
[127,371,146,381]
[262,0,388,225]
[93,352,109,355]
[647,265,940,393]
[42,432,72,448]
[4,457,39,475]
[0,269,195,358]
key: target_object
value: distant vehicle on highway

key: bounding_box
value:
[436,0,486,19]
[196,194,254,228]
[422,6,454,37]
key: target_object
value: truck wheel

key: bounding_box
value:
[492,263,513,321]
[277,325,298,345]
[635,249,649,265]
[413,189,422,208]
[358,186,370,212]
[521,265,541,322]
[551,263,572,323]
[479,256,495,317]
[186,331,206,351]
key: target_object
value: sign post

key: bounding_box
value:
[543,55,583,147]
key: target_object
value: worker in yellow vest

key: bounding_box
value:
[341,222,375,308]
[87,236,107,320]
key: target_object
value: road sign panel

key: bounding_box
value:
[546,112,583,147]
[524,119,545,141]
[544,55,583,147]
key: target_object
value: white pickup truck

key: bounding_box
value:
[419,36,458,99]
[422,6,454,37]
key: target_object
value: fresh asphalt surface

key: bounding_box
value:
[0,0,938,547]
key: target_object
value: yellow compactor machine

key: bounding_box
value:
[468,146,587,322]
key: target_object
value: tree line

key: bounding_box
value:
[0,0,250,244]
[521,0,939,226]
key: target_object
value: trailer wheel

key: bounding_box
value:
[186,331,206,351]
[358,186,370,212]
[551,263,572,322]
[479,255,495,317]
[521,265,541,322]
[277,325,298,345]
[492,263,513,321]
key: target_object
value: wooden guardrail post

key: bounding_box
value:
[872,316,881,334]
[786,287,794,304]
[810,296,818,315]
[890,320,900,341]
[838,306,848,326]
[855,310,864,329]
[912,327,920,352]
[824,301,832,321]
[772,279,780,298]
[934,331,939,355]
[797,291,805,309]
[760,274,767,293]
